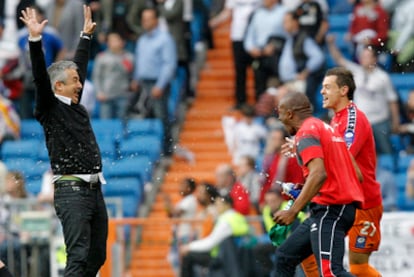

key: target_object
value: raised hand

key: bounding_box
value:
[82,5,97,35]
[19,7,48,38]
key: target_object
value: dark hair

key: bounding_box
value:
[30,4,45,16]
[241,155,256,169]
[325,67,356,101]
[183,178,197,193]
[288,11,301,22]
[240,104,256,118]
[217,193,233,207]
[203,182,219,203]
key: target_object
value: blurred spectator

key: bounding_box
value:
[129,7,177,159]
[258,127,304,206]
[158,0,195,103]
[164,177,198,274]
[215,163,251,215]
[179,194,250,277]
[224,104,267,165]
[3,170,29,200]
[0,17,24,111]
[92,31,133,119]
[406,160,414,199]
[0,259,12,277]
[295,0,329,46]
[376,166,397,211]
[327,35,400,155]
[16,0,36,30]
[45,0,84,59]
[126,0,156,42]
[234,155,261,211]
[281,0,328,13]
[0,89,20,145]
[80,78,96,117]
[385,0,414,73]
[1,0,20,45]
[195,182,219,239]
[346,0,389,59]
[0,170,31,276]
[278,11,325,110]
[37,167,53,204]
[17,3,65,119]
[244,0,288,100]
[209,0,260,108]
[253,188,308,277]
[0,162,6,195]
[398,90,414,153]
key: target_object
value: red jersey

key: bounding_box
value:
[349,3,389,48]
[230,182,251,215]
[295,117,364,206]
[331,103,382,209]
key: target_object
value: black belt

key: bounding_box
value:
[55,176,100,190]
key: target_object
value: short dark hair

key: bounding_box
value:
[203,183,219,202]
[325,67,356,101]
[239,104,256,118]
[217,193,233,207]
[31,4,45,16]
[183,178,197,193]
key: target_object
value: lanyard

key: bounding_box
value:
[344,105,356,149]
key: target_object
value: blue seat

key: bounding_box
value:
[396,188,414,211]
[390,73,414,91]
[118,135,162,163]
[378,153,396,172]
[329,31,351,54]
[397,154,414,173]
[103,177,142,217]
[398,89,411,104]
[394,172,408,192]
[328,14,350,32]
[4,158,48,182]
[124,118,164,139]
[390,134,407,154]
[96,137,116,159]
[1,139,41,159]
[38,144,50,162]
[91,119,124,142]
[26,179,43,196]
[104,176,142,197]
[20,119,44,140]
[103,156,153,183]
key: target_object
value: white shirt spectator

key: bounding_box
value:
[226,0,261,41]
[344,60,398,125]
[175,194,197,239]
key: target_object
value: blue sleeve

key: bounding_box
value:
[243,14,256,51]
[156,34,177,89]
[133,40,140,81]
[303,38,324,72]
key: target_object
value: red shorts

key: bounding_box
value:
[348,205,383,253]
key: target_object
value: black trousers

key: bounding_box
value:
[54,180,108,277]
[232,41,252,106]
[274,203,356,277]
[180,251,211,277]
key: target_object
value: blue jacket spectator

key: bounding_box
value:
[130,7,177,158]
